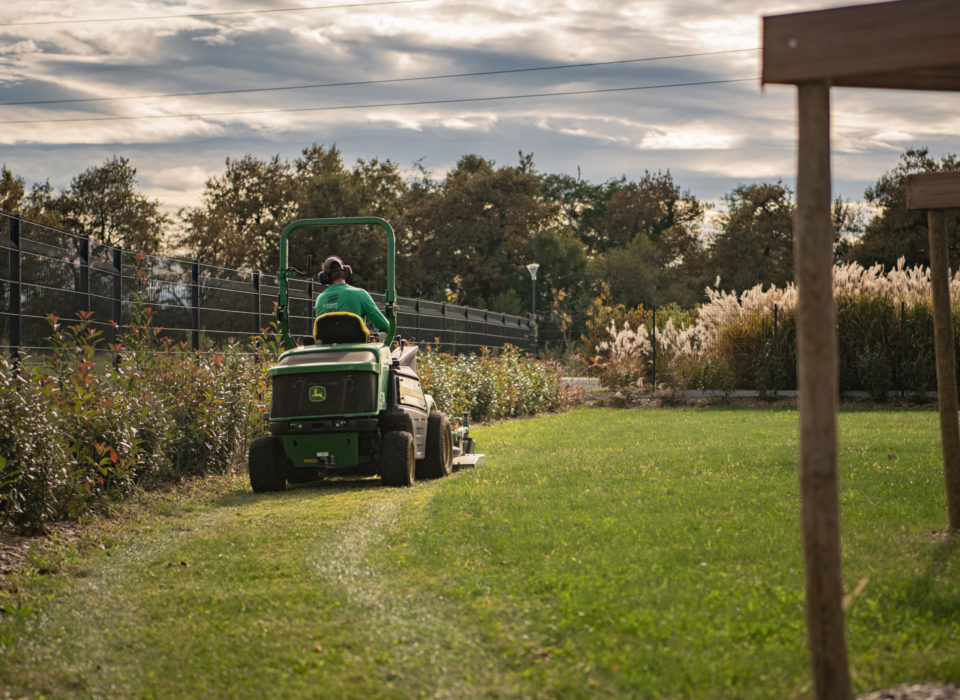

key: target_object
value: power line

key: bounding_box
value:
[0,48,760,107]
[0,77,758,125]
[0,0,431,27]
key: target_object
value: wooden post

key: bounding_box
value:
[763,2,960,695]
[794,81,852,700]
[926,209,960,529]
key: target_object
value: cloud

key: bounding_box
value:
[639,125,740,151]
[0,0,954,220]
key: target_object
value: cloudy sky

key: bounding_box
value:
[2,0,959,221]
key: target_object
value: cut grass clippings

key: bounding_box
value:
[1,407,958,698]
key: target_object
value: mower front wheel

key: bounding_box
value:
[417,412,452,479]
[249,436,287,493]
[380,430,415,487]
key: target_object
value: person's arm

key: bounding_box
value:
[360,290,390,332]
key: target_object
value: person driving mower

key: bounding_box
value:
[313,256,390,343]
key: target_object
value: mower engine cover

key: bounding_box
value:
[266,342,432,470]
[268,344,389,469]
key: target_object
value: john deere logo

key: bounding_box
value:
[309,386,327,402]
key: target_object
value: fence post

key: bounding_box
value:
[651,306,657,392]
[253,270,261,335]
[112,246,123,338]
[899,301,905,397]
[79,234,90,314]
[441,302,446,352]
[191,260,200,351]
[8,215,21,361]
[306,254,313,323]
[774,303,780,396]
[414,299,420,344]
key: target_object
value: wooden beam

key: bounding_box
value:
[926,210,960,530]
[832,68,960,92]
[763,0,960,88]
[794,82,853,700]
[906,172,960,210]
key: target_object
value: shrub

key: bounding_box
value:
[418,344,568,422]
[0,355,68,534]
[754,341,785,400]
[857,346,893,401]
[582,259,957,397]
[2,309,565,532]
[0,280,278,532]
[36,312,139,517]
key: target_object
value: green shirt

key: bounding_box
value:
[313,283,390,332]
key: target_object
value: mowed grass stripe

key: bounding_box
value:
[2,407,958,698]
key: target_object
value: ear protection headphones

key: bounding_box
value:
[319,255,353,284]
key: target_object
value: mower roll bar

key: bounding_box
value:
[275,217,397,350]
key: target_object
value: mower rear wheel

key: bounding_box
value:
[249,436,287,493]
[380,430,415,487]
[417,412,452,479]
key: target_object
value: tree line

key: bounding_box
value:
[2,145,958,328]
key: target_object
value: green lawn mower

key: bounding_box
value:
[248,216,483,492]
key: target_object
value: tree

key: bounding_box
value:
[539,170,609,249]
[831,195,865,263]
[586,171,707,307]
[709,182,795,292]
[0,165,25,214]
[407,153,555,309]
[593,172,704,260]
[180,154,296,270]
[527,228,589,309]
[590,234,662,308]
[54,156,167,252]
[291,145,409,293]
[526,227,591,346]
[180,145,410,283]
[0,164,61,226]
[843,148,960,268]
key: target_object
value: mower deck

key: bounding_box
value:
[452,453,485,470]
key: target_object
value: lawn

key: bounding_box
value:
[1,406,957,698]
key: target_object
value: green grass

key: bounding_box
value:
[1,407,958,698]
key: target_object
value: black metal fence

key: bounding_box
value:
[0,213,535,358]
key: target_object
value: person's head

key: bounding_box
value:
[320,256,352,284]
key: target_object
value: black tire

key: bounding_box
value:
[286,466,321,484]
[249,436,287,493]
[417,412,452,479]
[380,431,415,487]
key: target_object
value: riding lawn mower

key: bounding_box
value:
[248,217,483,492]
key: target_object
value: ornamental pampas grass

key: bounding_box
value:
[587,261,951,394]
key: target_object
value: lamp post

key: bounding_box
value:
[526,263,539,316]
[526,263,539,356]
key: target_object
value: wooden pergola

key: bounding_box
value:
[762,1,960,699]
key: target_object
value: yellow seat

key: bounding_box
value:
[313,312,371,344]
